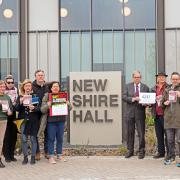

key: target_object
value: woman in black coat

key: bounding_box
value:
[15,79,40,165]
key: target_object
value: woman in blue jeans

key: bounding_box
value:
[41,81,71,164]
[15,79,40,165]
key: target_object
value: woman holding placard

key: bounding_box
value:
[15,79,40,165]
[0,80,13,168]
[3,75,18,163]
[41,81,71,164]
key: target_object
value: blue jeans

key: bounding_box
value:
[21,123,37,156]
[47,121,65,156]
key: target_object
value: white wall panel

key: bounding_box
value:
[29,32,59,81]
[29,0,58,31]
[29,33,38,79]
[165,30,180,81]
[165,0,180,28]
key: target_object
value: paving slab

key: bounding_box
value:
[0,156,180,180]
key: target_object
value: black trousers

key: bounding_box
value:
[154,115,168,155]
[126,116,145,153]
[3,120,17,160]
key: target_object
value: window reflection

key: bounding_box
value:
[122,6,131,17]
[0,0,18,31]
[92,0,123,29]
[0,0,19,83]
[124,0,155,28]
[61,0,90,30]
[60,8,68,18]
[3,9,13,18]
[60,0,156,87]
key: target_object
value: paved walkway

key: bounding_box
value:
[1,156,180,180]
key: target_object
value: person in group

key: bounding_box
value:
[15,79,41,165]
[162,72,180,165]
[3,75,18,162]
[0,80,13,168]
[41,81,70,164]
[32,69,49,160]
[151,72,169,159]
[123,70,149,159]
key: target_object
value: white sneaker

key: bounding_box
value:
[49,157,56,164]
[57,156,67,162]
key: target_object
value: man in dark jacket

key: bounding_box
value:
[162,72,180,165]
[32,69,49,160]
[123,70,149,159]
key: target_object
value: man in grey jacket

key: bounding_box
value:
[123,70,149,159]
[162,72,180,165]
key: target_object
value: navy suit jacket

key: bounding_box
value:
[122,82,149,119]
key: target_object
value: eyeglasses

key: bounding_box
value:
[6,82,14,84]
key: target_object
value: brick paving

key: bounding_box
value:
[1,156,180,180]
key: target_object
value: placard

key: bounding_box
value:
[0,100,9,112]
[49,92,68,116]
[5,90,17,103]
[32,96,39,105]
[139,92,156,104]
[23,95,32,106]
[168,91,177,102]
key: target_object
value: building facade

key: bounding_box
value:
[0,0,179,86]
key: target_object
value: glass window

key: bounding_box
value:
[93,31,123,71]
[0,33,19,80]
[92,0,123,29]
[165,30,180,77]
[61,31,91,79]
[125,30,156,86]
[0,0,19,82]
[0,0,19,31]
[61,0,91,30]
[124,0,155,29]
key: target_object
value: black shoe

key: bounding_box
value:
[0,159,5,168]
[30,156,35,165]
[11,157,17,162]
[22,156,28,165]
[125,151,134,158]
[138,153,145,159]
[153,153,164,159]
[5,158,11,163]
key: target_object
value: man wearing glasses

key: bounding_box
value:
[162,72,180,165]
[123,70,149,159]
[32,70,49,160]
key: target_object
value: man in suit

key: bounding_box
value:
[123,70,149,159]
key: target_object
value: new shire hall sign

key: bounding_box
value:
[70,72,122,145]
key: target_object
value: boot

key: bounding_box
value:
[22,156,28,165]
[35,152,40,161]
[30,156,35,165]
[0,158,5,168]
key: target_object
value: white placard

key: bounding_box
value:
[51,104,68,116]
[139,93,156,104]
